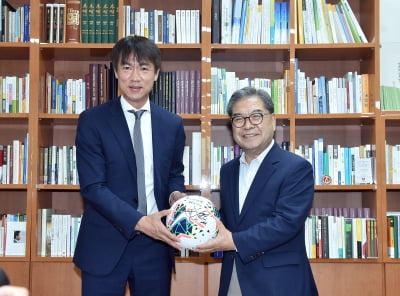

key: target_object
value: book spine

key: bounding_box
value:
[81,0,89,43]
[89,63,99,107]
[87,0,95,43]
[65,0,81,43]
[108,0,117,43]
[94,0,102,43]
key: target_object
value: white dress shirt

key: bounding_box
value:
[238,139,274,213]
[121,96,158,215]
[228,139,275,295]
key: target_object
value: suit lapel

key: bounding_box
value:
[150,103,160,182]
[106,98,137,178]
[231,160,241,222]
[222,159,241,228]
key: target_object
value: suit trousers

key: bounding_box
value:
[82,233,172,296]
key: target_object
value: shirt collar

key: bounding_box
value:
[239,139,275,165]
[120,96,151,113]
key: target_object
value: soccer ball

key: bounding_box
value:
[166,195,220,249]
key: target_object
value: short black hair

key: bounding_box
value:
[111,35,162,71]
[227,86,274,116]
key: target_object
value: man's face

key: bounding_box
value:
[231,96,276,162]
[114,54,159,109]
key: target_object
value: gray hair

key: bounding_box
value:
[226,86,274,116]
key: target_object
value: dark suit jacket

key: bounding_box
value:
[218,143,318,296]
[73,98,185,276]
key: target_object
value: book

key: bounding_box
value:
[108,0,118,43]
[354,156,374,184]
[361,73,370,113]
[340,0,367,43]
[191,132,202,185]
[65,0,81,43]
[38,208,54,256]
[94,0,102,43]
[5,219,26,256]
[320,215,329,258]
[89,63,99,108]
[344,217,353,258]
[45,3,54,43]
[58,4,65,43]
[87,0,95,43]
[81,0,89,42]
[220,0,232,43]
[231,0,242,44]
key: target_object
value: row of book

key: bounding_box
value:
[214,0,289,44]
[43,0,118,44]
[151,70,201,115]
[39,145,79,185]
[45,75,87,114]
[295,65,371,114]
[183,132,201,186]
[80,0,118,43]
[123,8,200,44]
[45,66,201,115]
[44,63,118,114]
[380,86,400,111]
[211,67,289,115]
[305,208,378,259]
[13,207,400,259]
[297,0,367,44]
[1,0,368,45]
[0,213,27,256]
[0,74,30,114]
[43,3,65,43]
[37,209,81,257]
[0,2,30,42]
[0,136,29,185]
[210,144,242,186]
[386,144,400,184]
[295,140,375,185]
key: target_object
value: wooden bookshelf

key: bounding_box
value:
[2,0,400,295]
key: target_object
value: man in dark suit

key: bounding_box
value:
[196,87,318,295]
[73,36,186,296]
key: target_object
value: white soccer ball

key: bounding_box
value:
[166,195,220,249]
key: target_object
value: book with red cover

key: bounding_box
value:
[65,0,81,43]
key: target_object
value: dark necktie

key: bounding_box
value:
[129,109,147,214]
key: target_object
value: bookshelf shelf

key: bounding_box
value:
[0,185,28,190]
[38,114,79,120]
[310,257,381,263]
[36,184,80,191]
[314,184,377,191]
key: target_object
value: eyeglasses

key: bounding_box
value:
[230,112,273,128]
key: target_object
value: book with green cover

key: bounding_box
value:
[94,0,102,43]
[108,0,117,43]
[101,0,109,43]
[81,0,89,43]
[338,0,361,43]
[87,0,95,43]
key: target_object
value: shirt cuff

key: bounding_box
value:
[169,191,180,206]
